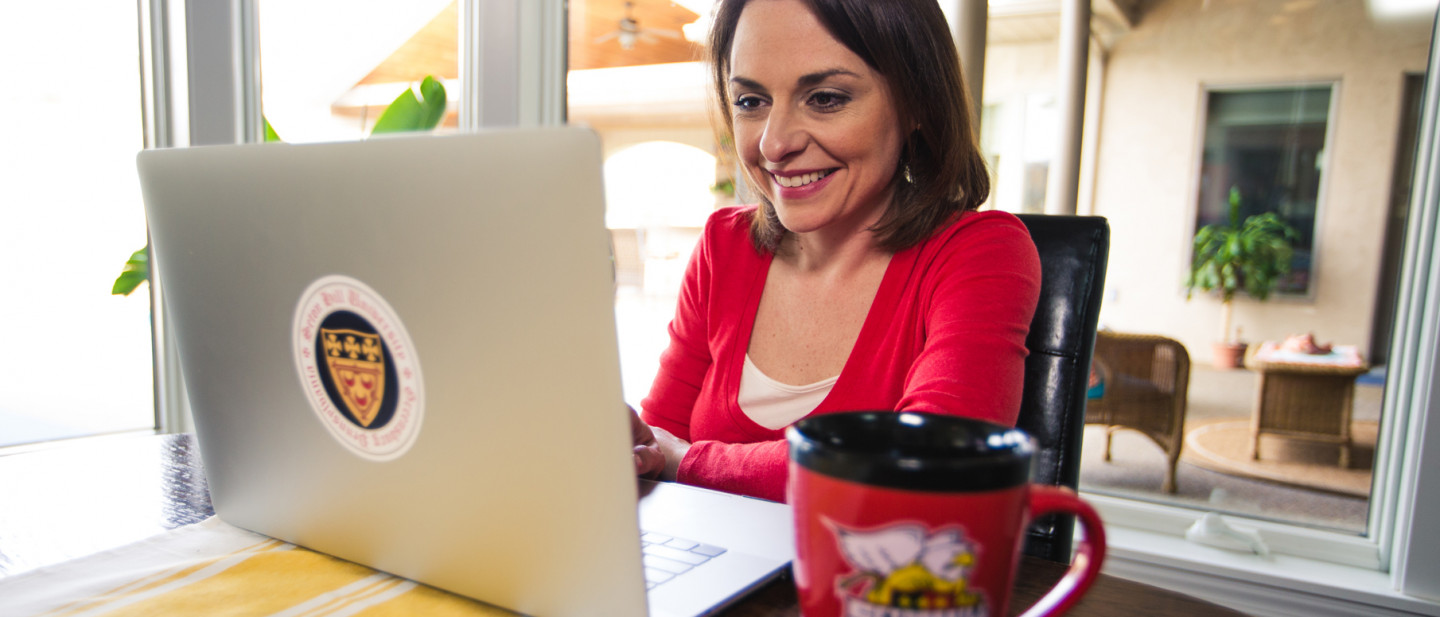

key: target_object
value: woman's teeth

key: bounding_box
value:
[774,170,831,188]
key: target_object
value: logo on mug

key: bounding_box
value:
[830,522,987,617]
[293,275,424,461]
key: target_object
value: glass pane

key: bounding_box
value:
[258,0,459,143]
[0,2,154,446]
[968,1,1435,533]
[1196,86,1331,296]
[568,0,716,408]
[981,94,1058,213]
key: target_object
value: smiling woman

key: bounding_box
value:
[630,0,1042,502]
[707,0,990,254]
[725,4,907,250]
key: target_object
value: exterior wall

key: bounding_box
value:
[1089,0,1431,361]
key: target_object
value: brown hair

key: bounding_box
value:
[708,0,989,253]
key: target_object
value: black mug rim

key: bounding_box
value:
[788,411,1035,492]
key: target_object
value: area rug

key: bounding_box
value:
[1183,419,1377,498]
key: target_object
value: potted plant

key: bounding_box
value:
[1185,186,1298,369]
[113,76,448,296]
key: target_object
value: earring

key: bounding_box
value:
[903,163,914,184]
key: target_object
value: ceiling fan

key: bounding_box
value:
[594,1,681,50]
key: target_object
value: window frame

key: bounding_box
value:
[1187,80,1342,302]
[1084,33,1440,613]
[1091,83,1378,566]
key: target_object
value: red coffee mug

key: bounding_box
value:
[787,411,1105,617]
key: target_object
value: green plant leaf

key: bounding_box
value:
[1184,188,1299,304]
[264,116,283,142]
[370,75,448,135]
[416,75,446,130]
[112,246,150,296]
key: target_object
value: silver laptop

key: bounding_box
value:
[137,127,793,617]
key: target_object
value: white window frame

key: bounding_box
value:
[1081,29,1440,617]
[1185,81,1340,302]
[458,0,566,129]
[1088,126,1440,611]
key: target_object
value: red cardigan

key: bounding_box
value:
[639,206,1042,502]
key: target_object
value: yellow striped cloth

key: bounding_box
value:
[0,518,516,617]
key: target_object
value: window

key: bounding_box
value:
[1046,0,1424,538]
[981,95,1059,213]
[1195,86,1333,296]
[0,1,154,448]
[257,0,459,143]
[980,0,1440,612]
[566,0,715,408]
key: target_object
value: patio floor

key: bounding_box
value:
[1078,363,1383,533]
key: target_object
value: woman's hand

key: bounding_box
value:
[630,407,691,481]
[631,407,665,479]
[650,425,692,482]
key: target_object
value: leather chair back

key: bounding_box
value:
[1013,214,1110,562]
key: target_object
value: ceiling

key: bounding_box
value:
[569,0,705,71]
[352,0,703,88]
[337,0,1161,119]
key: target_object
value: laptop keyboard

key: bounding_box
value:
[640,531,728,589]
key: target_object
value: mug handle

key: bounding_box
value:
[1016,485,1107,617]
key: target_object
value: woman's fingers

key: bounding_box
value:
[630,406,658,448]
[635,443,665,478]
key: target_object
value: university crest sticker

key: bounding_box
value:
[830,522,987,617]
[293,275,424,461]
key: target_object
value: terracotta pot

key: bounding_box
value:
[1212,341,1249,370]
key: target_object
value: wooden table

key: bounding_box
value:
[1245,343,1368,468]
[0,434,1248,616]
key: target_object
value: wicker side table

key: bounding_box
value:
[1244,343,1368,468]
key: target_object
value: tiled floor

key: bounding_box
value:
[1079,364,1382,533]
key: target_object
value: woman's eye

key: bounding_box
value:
[732,95,765,112]
[809,91,849,110]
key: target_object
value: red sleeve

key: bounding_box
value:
[895,214,1041,425]
[677,440,789,502]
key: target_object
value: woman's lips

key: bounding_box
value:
[770,169,836,198]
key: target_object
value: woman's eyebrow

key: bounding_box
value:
[796,68,860,88]
[730,76,766,92]
[729,68,862,92]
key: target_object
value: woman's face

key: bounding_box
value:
[728,0,905,241]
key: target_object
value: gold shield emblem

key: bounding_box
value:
[320,328,387,427]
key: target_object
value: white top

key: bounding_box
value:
[737,354,839,430]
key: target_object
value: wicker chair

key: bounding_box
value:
[1085,331,1190,493]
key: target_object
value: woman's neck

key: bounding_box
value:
[778,199,892,274]
[780,228,889,277]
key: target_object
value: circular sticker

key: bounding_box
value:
[293,275,424,461]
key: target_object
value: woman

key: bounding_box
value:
[632,0,1042,502]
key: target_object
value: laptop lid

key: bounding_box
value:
[139,128,712,616]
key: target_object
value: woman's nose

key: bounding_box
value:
[759,108,806,163]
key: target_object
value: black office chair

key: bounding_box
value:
[1013,214,1110,563]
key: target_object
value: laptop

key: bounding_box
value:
[137,127,793,617]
